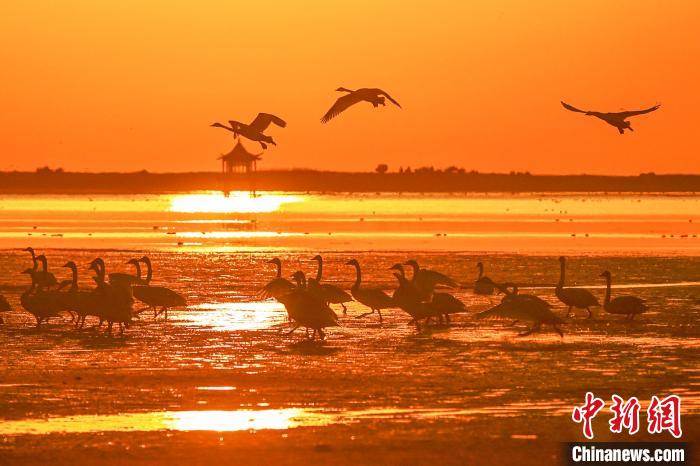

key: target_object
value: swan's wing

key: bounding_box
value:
[476,301,531,321]
[561,101,588,113]
[377,89,402,108]
[321,93,361,123]
[615,104,660,119]
[0,295,11,311]
[422,269,459,288]
[249,113,287,132]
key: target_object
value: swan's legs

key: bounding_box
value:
[377,309,383,323]
[285,324,300,335]
[355,309,376,319]
[518,323,541,337]
[341,303,347,315]
[586,307,593,319]
[566,306,573,318]
[553,325,564,338]
[319,329,326,341]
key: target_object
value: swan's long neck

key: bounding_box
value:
[477,263,483,280]
[604,276,612,305]
[407,264,418,282]
[38,257,48,272]
[352,263,361,288]
[69,264,78,292]
[557,260,565,289]
[315,258,323,282]
[28,250,38,270]
[92,267,105,286]
[274,261,281,279]
[143,259,153,284]
[132,261,142,280]
[24,272,37,294]
[213,122,235,133]
[337,87,354,93]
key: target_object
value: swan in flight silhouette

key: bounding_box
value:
[561,101,660,134]
[600,271,648,320]
[321,87,401,123]
[211,113,286,149]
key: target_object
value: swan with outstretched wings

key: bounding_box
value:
[561,101,660,134]
[321,87,401,123]
[211,112,287,149]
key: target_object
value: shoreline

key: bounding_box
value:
[1,171,699,194]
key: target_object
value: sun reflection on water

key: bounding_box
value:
[169,192,302,213]
[174,302,287,331]
[0,409,329,435]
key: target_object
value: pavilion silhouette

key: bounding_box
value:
[218,140,262,196]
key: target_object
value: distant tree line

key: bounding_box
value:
[376,164,532,176]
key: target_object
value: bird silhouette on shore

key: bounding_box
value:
[211,113,286,149]
[321,87,401,123]
[561,101,660,134]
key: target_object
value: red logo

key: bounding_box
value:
[647,395,682,438]
[572,392,605,439]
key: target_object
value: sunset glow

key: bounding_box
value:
[169,192,301,213]
[1,1,698,174]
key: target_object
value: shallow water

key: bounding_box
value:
[0,192,699,253]
[0,193,699,463]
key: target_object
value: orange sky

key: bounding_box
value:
[1,1,698,174]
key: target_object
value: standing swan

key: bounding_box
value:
[259,258,296,300]
[24,248,58,289]
[280,271,339,341]
[555,256,600,319]
[307,255,353,314]
[19,269,63,327]
[345,259,394,323]
[108,258,147,286]
[132,256,187,320]
[600,271,648,320]
[88,258,133,335]
[390,269,435,331]
[404,259,458,301]
[473,262,497,295]
[477,285,565,338]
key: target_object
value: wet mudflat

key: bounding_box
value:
[0,250,698,464]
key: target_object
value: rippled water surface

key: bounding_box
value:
[0,193,698,464]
